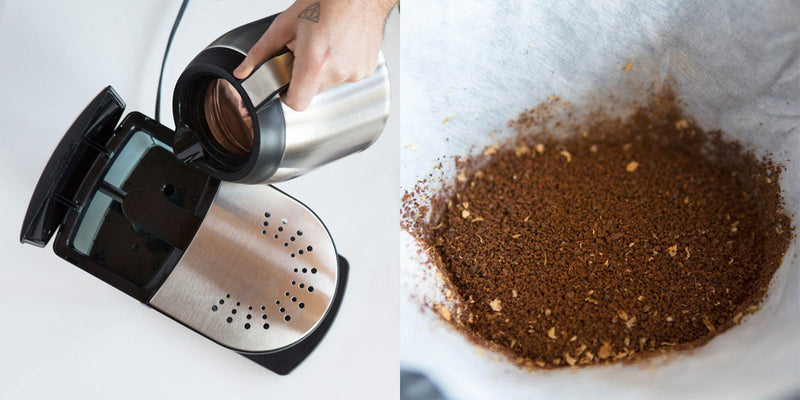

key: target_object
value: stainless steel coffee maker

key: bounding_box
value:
[20,13,389,374]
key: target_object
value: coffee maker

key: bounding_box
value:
[20,14,389,375]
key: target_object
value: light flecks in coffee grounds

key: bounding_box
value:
[437,304,452,321]
[402,85,793,369]
[547,327,557,340]
[489,298,503,312]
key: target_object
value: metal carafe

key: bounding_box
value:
[172,14,390,183]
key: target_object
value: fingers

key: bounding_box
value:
[349,52,379,83]
[233,13,294,79]
[283,49,326,111]
[285,51,379,110]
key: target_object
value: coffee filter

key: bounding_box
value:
[400,1,800,398]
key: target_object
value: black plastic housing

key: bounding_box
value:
[20,87,126,247]
[21,88,220,302]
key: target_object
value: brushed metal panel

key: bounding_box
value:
[267,56,390,183]
[149,182,338,353]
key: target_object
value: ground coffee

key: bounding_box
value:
[403,87,793,368]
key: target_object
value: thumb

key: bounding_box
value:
[233,14,294,79]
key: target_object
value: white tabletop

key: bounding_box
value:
[0,1,399,398]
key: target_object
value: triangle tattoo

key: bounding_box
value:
[298,2,321,23]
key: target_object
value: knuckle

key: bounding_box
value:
[360,67,375,79]
[306,47,329,67]
[305,58,325,74]
[330,66,349,83]
[347,67,373,83]
[284,97,301,111]
[284,91,309,112]
[250,37,271,56]
[292,100,309,112]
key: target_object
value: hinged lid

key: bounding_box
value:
[20,86,125,246]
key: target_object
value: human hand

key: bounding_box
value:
[233,0,397,111]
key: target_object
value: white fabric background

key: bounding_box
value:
[400,1,800,399]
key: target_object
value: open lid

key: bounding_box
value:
[20,86,125,247]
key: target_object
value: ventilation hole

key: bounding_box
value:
[226,317,233,323]
[284,243,288,247]
[231,309,237,314]
[263,323,270,329]
[219,299,225,305]
[276,300,280,305]
[291,253,295,258]
[226,294,231,298]
[274,234,279,239]
[265,212,271,218]
[308,286,314,292]
[294,268,298,273]
[284,315,291,321]
[263,221,268,227]
[290,236,295,241]
[291,297,297,302]
[291,281,296,285]
[298,250,304,255]
[261,306,266,310]
[161,183,175,197]
[236,301,241,306]
[297,230,303,236]
[279,307,285,313]
[299,284,305,289]
[262,314,267,319]
[248,306,253,310]
[281,218,288,224]
[262,230,266,235]
[285,292,290,296]
[244,323,251,329]
[246,314,252,319]
[299,303,305,309]
[278,227,284,232]
[302,268,307,273]
[311,268,317,274]
[307,246,313,252]
[211,305,218,311]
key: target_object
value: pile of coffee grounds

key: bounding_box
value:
[404,88,793,368]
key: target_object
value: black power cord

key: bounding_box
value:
[155,0,190,123]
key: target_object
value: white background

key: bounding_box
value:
[0,1,399,398]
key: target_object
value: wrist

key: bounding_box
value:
[375,0,398,17]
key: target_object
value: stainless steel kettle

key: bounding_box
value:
[172,14,390,183]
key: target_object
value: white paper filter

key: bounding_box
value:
[400,1,800,398]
